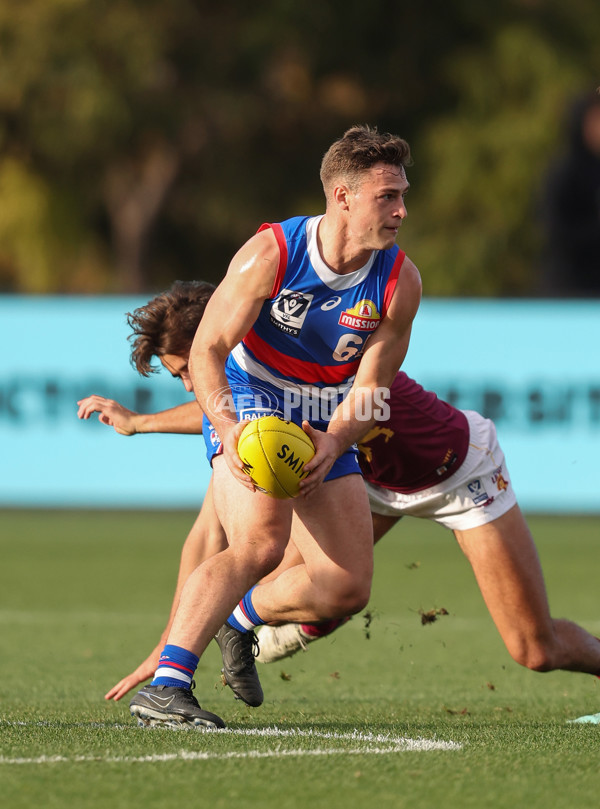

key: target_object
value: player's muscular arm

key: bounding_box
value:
[189,229,279,483]
[133,401,205,434]
[301,257,421,493]
[354,256,422,390]
[77,396,204,435]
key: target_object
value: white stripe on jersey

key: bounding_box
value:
[231,342,355,403]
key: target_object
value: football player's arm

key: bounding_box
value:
[105,481,227,700]
[350,255,422,391]
[300,257,422,495]
[77,396,204,435]
[189,229,280,486]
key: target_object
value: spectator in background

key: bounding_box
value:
[539,90,600,296]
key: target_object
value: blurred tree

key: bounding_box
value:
[0,0,598,294]
[402,23,587,296]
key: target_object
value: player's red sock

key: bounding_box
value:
[300,617,351,638]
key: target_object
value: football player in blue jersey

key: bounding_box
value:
[121,126,423,729]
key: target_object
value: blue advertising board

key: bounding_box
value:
[1,296,599,512]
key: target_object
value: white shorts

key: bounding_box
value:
[365,410,517,532]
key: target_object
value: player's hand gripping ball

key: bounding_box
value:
[237,415,315,498]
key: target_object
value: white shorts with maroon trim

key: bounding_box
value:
[364,410,517,531]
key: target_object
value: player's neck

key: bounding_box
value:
[317,214,373,275]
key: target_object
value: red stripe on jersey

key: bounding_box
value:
[257,222,288,298]
[242,328,361,384]
[382,250,405,316]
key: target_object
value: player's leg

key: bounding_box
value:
[130,456,294,724]
[108,480,228,701]
[256,500,401,662]
[372,512,402,543]
[260,510,398,588]
[258,531,304,584]
[212,472,374,704]
[166,454,293,653]
[251,473,374,624]
[179,479,229,566]
[454,504,600,675]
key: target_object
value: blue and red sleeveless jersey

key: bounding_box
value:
[227,215,404,400]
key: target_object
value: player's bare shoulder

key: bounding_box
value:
[398,254,422,297]
[387,254,422,323]
[225,227,281,298]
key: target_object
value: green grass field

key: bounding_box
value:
[1,509,599,808]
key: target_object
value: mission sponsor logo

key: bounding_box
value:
[338,299,381,331]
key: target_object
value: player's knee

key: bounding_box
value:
[507,637,557,672]
[250,541,287,580]
[320,577,371,618]
[523,647,556,673]
[345,587,371,616]
[229,536,286,582]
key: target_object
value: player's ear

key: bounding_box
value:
[332,183,351,210]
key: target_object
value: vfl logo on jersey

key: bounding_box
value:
[270,288,314,337]
[338,299,381,332]
[467,478,491,505]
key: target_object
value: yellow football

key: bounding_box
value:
[237,415,316,498]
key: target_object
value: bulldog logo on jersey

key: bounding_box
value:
[338,299,381,332]
[270,289,314,337]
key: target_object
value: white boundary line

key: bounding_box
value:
[0,725,462,764]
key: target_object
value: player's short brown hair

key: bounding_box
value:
[127,280,215,376]
[320,125,412,196]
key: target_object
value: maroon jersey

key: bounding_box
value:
[358,372,469,493]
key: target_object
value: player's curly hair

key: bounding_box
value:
[126,280,215,376]
[320,124,412,197]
